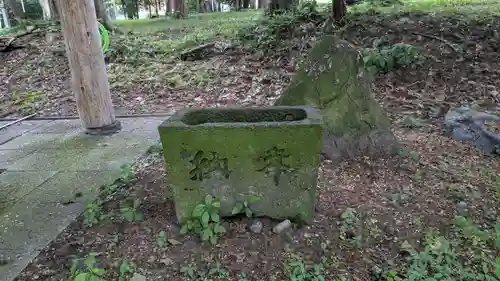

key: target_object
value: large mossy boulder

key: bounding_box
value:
[276,35,398,161]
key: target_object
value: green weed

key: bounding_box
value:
[379,217,499,281]
[157,230,167,248]
[208,262,228,279]
[338,208,362,247]
[362,41,423,74]
[180,195,226,245]
[69,253,106,281]
[179,262,198,279]
[283,252,327,281]
[231,195,261,218]
[120,198,144,222]
[118,260,136,281]
[83,201,104,227]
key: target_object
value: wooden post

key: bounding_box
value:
[56,0,120,135]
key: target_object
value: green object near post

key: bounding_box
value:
[98,22,109,53]
[158,106,324,224]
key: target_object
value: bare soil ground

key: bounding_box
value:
[2,8,499,281]
[15,126,499,281]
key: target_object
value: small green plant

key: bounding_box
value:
[362,41,423,74]
[180,263,197,279]
[157,230,167,248]
[15,90,44,114]
[239,272,248,281]
[396,218,499,281]
[338,208,362,246]
[69,253,106,281]
[283,253,327,281]
[208,262,228,279]
[101,183,119,198]
[119,164,135,183]
[384,271,402,281]
[120,198,144,222]
[231,195,261,218]
[180,195,226,245]
[83,200,104,227]
[118,260,136,281]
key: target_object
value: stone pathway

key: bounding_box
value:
[0,116,168,281]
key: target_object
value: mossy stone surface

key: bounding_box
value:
[158,106,323,224]
[276,35,398,161]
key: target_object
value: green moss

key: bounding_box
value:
[277,35,392,137]
[158,106,323,224]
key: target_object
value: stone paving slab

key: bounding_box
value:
[30,119,83,134]
[0,121,52,145]
[0,150,34,170]
[0,171,58,213]
[0,116,168,281]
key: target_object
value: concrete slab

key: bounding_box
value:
[120,116,167,133]
[0,171,58,213]
[0,121,53,145]
[34,171,121,204]
[7,136,158,171]
[0,150,35,170]
[0,116,168,281]
[30,119,83,134]
[0,201,83,281]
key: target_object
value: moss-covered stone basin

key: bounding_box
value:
[158,106,324,223]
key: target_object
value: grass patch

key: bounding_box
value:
[114,10,262,33]
[350,0,500,18]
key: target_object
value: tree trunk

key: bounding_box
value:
[275,35,399,162]
[94,0,119,32]
[0,0,10,28]
[55,0,120,134]
[169,0,175,15]
[268,0,293,11]
[123,0,137,18]
[173,0,187,18]
[39,0,58,20]
[332,0,346,22]
[243,0,250,9]
[5,0,25,19]
[165,0,169,14]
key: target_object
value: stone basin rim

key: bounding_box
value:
[159,106,323,128]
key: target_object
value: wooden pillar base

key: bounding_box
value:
[85,120,122,136]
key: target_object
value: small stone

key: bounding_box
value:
[249,220,263,234]
[167,238,181,245]
[273,219,292,234]
[147,256,156,263]
[160,258,174,266]
[131,273,147,281]
[490,90,499,97]
[456,201,468,216]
